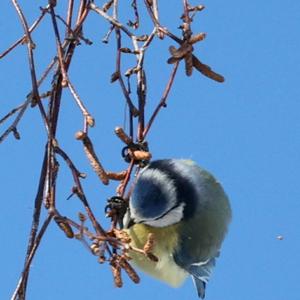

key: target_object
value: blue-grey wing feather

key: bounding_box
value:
[188,257,217,298]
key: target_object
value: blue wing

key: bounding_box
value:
[188,257,216,298]
[174,244,221,298]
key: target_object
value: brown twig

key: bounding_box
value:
[129,0,139,29]
[75,131,109,185]
[12,213,53,300]
[54,145,108,237]
[10,4,91,298]
[11,0,50,137]
[115,126,133,145]
[0,104,24,125]
[131,31,156,141]
[0,100,29,143]
[107,171,128,181]
[117,160,135,197]
[0,57,57,144]
[143,61,180,138]
[49,4,69,86]
[66,0,75,36]
[0,6,48,59]
[114,27,140,117]
[90,3,134,38]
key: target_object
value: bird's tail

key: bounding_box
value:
[189,257,217,298]
[192,276,206,299]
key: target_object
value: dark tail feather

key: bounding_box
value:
[192,276,206,299]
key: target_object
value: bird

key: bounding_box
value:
[123,159,231,298]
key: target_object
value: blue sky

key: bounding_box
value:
[1,1,300,299]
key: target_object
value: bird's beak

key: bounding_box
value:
[123,208,135,229]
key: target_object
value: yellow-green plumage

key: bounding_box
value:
[126,223,188,286]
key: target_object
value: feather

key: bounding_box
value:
[189,257,216,298]
[192,276,206,299]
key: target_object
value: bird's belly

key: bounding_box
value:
[126,224,188,287]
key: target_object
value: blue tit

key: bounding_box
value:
[123,159,231,298]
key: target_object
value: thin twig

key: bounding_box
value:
[143,61,180,138]
[66,0,75,36]
[0,99,30,144]
[115,32,140,116]
[15,150,48,300]
[131,30,156,141]
[54,146,107,237]
[49,5,69,86]
[0,56,57,144]
[90,3,134,38]
[68,80,95,127]
[11,214,53,300]
[0,6,48,59]
[11,0,50,134]
[0,104,24,125]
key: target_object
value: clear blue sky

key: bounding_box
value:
[1,1,300,299]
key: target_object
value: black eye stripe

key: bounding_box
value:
[137,203,181,224]
[147,160,197,219]
[153,203,181,221]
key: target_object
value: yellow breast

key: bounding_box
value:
[126,223,188,287]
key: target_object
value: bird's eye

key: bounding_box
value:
[153,203,181,221]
